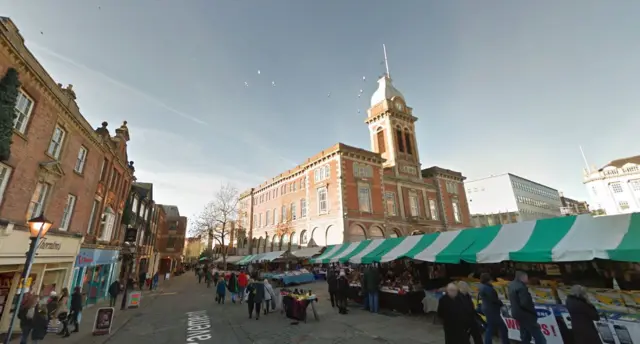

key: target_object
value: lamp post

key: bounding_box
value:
[119,244,135,310]
[3,214,52,344]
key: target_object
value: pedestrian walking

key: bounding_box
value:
[238,271,248,304]
[327,269,337,308]
[216,278,227,304]
[228,273,239,303]
[31,304,49,344]
[246,275,265,320]
[56,288,71,337]
[108,280,120,307]
[205,268,213,288]
[364,264,380,313]
[508,271,547,344]
[457,281,483,344]
[478,273,509,344]
[18,293,38,344]
[438,283,471,344]
[336,269,349,314]
[139,271,147,291]
[263,279,276,315]
[69,287,82,333]
[565,285,602,344]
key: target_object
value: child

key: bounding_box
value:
[216,278,227,304]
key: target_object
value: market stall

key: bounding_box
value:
[316,213,640,344]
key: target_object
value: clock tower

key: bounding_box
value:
[365,45,421,179]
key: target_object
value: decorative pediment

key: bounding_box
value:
[38,160,64,184]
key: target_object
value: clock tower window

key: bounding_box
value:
[405,132,413,155]
[395,129,405,153]
[376,130,386,154]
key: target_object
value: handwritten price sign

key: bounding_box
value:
[501,305,563,344]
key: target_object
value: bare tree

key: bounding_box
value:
[191,183,239,268]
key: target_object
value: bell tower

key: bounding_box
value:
[365,45,421,178]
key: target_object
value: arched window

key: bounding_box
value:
[395,128,405,153]
[405,131,413,155]
[376,129,386,154]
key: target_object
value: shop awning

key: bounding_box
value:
[224,255,245,264]
[290,246,323,258]
[253,250,286,262]
[309,243,346,264]
[461,213,640,264]
[236,255,258,265]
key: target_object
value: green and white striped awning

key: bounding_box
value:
[236,255,258,265]
[309,213,640,264]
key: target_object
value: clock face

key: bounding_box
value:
[394,101,403,111]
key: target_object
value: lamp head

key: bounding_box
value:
[27,214,53,238]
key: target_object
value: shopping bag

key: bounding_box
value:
[47,319,60,333]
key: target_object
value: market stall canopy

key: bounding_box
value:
[255,250,286,262]
[462,212,640,263]
[290,246,323,258]
[214,255,244,264]
[236,255,258,265]
[310,213,640,265]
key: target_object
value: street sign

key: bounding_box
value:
[92,307,114,336]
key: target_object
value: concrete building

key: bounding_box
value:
[583,155,640,215]
[0,17,139,331]
[559,192,590,216]
[238,57,471,253]
[157,205,187,274]
[465,173,562,224]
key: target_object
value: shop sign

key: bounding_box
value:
[37,237,62,250]
[127,291,141,308]
[75,248,120,268]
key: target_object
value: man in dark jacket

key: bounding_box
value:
[69,287,83,332]
[108,280,120,307]
[364,265,380,313]
[327,269,338,308]
[479,273,509,344]
[508,271,546,344]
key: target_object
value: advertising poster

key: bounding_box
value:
[556,305,640,344]
[500,303,564,344]
[127,291,141,308]
[93,307,114,336]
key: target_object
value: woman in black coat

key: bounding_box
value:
[438,283,471,344]
[336,270,350,314]
[565,285,602,344]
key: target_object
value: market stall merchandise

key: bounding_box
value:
[280,289,318,322]
[263,270,316,286]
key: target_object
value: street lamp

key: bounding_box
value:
[4,214,53,344]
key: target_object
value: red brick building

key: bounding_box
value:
[238,72,471,253]
[0,17,137,331]
[156,205,187,274]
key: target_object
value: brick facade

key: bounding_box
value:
[0,18,136,239]
[239,74,472,251]
[156,205,186,273]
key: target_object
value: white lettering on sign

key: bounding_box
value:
[185,311,212,343]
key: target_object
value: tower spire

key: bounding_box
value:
[383,44,390,78]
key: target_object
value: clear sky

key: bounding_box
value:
[2,0,639,219]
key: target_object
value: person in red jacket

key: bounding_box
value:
[238,271,249,304]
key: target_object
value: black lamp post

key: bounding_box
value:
[3,214,53,344]
[119,244,135,310]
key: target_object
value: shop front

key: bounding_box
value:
[71,247,120,306]
[0,229,82,335]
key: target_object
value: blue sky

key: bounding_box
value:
[2,0,639,218]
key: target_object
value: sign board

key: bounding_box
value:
[127,291,141,308]
[501,303,563,344]
[92,307,114,336]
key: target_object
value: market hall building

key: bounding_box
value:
[238,65,472,253]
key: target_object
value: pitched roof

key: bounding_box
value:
[160,204,180,218]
